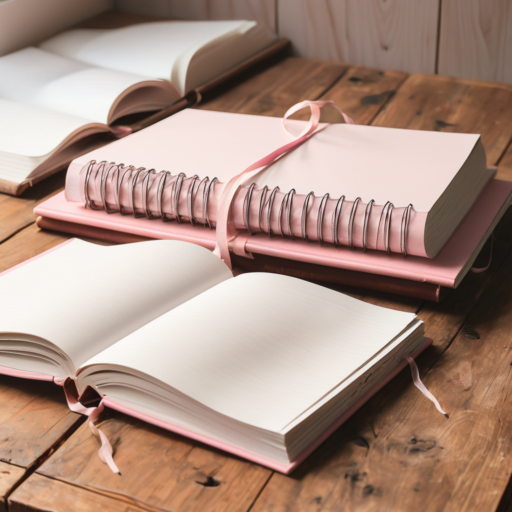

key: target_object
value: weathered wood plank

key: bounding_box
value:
[438,0,512,84]
[198,57,347,116]
[0,223,71,274]
[317,66,408,125]
[372,73,512,166]
[9,473,149,512]
[0,171,65,244]
[0,462,25,512]
[0,372,82,469]
[36,409,270,512]
[278,0,439,74]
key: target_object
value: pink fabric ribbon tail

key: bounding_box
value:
[57,378,120,474]
[406,356,448,417]
[213,100,355,268]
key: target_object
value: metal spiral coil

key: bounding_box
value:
[81,160,414,255]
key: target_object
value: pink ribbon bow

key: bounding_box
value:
[213,100,354,268]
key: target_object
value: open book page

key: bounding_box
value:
[0,98,107,183]
[39,20,269,95]
[0,239,232,377]
[81,272,416,433]
[0,47,179,125]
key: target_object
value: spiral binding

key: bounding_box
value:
[82,160,414,256]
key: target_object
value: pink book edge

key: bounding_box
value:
[103,337,432,474]
[0,365,55,382]
[0,338,431,472]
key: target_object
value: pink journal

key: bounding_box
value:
[34,103,512,296]
[0,238,436,474]
[35,178,512,289]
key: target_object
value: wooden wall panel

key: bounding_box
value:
[438,0,512,83]
[278,0,440,73]
[115,0,276,34]
[0,0,112,56]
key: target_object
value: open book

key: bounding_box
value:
[0,238,427,472]
[0,19,278,195]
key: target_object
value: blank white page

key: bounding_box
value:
[0,97,92,158]
[0,47,164,124]
[40,21,257,94]
[83,273,416,432]
[0,239,232,371]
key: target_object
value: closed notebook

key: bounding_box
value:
[35,108,512,292]
[0,238,429,473]
[0,14,284,195]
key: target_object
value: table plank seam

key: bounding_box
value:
[29,472,182,512]
[2,414,86,505]
[245,471,273,512]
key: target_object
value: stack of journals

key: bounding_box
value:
[0,15,284,195]
[35,107,512,300]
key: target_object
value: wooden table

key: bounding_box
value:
[2,56,512,512]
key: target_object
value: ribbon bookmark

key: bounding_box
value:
[213,100,354,268]
[56,378,120,474]
[406,356,448,417]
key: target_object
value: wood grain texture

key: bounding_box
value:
[372,73,512,166]
[0,223,70,274]
[0,172,65,244]
[317,66,408,125]
[37,409,270,512]
[0,373,81,469]
[115,0,277,33]
[278,0,439,74]
[438,0,512,83]
[198,57,347,116]
[9,474,150,512]
[0,462,25,512]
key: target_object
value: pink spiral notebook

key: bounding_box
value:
[0,237,432,473]
[34,107,512,294]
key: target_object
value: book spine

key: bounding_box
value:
[75,160,424,256]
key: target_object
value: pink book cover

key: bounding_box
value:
[35,178,512,288]
[0,240,433,473]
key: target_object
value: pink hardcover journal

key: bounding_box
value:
[36,178,512,288]
[0,238,434,473]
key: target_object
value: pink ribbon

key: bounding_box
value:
[406,357,448,417]
[56,378,120,474]
[213,100,354,268]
